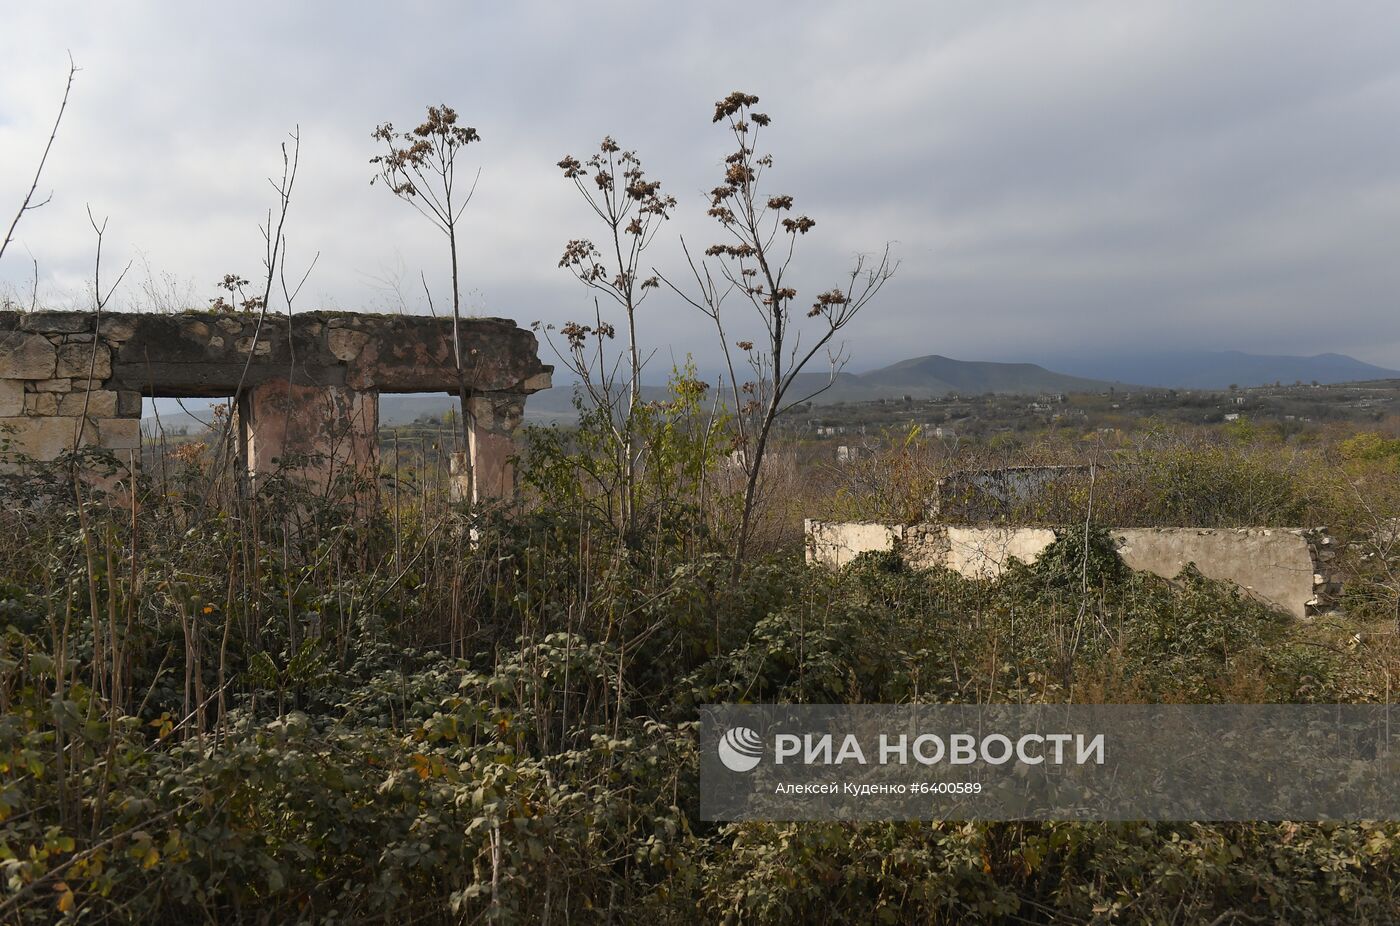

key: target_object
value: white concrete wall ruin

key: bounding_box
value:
[805,519,1334,619]
[1112,528,1325,621]
[945,526,1058,581]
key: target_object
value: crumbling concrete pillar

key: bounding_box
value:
[240,379,379,494]
[450,392,526,504]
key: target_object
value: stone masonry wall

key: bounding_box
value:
[0,315,142,462]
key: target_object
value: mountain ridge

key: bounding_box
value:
[143,350,1400,428]
[1043,349,1400,390]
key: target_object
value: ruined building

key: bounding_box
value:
[0,310,551,500]
[809,465,1339,620]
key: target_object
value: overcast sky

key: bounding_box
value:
[4,1,1400,375]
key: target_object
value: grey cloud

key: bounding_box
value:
[3,1,1400,376]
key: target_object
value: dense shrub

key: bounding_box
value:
[4,429,1400,922]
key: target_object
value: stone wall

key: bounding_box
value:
[0,309,551,502]
[0,316,143,461]
[805,519,1335,619]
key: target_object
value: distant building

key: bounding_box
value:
[927,464,1094,522]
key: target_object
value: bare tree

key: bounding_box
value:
[1,54,78,267]
[665,91,896,571]
[202,130,305,494]
[371,106,481,497]
[71,207,131,451]
[542,138,675,538]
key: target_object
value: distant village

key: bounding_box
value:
[786,378,1398,458]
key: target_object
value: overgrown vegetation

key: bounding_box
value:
[4,409,1400,922]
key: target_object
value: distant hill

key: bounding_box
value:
[781,355,1128,404]
[513,357,1125,416]
[141,349,1400,431]
[1047,350,1400,390]
[850,355,1121,399]
[334,359,1126,427]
